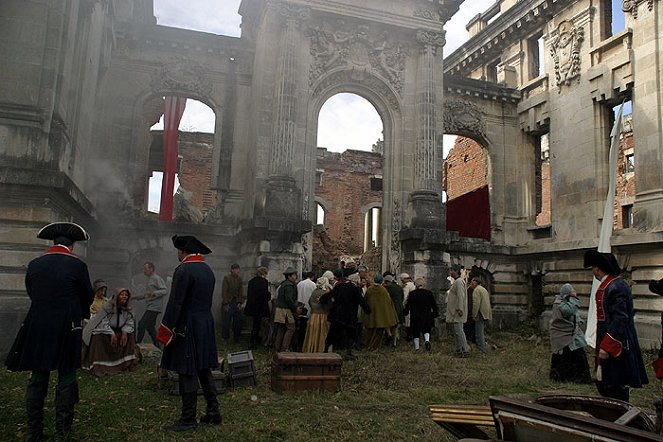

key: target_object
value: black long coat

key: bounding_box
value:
[403,288,439,332]
[160,260,218,375]
[5,248,93,373]
[244,276,270,318]
[320,281,371,327]
[596,277,648,388]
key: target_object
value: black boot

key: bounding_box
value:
[165,392,198,431]
[25,379,48,442]
[198,371,221,425]
[54,382,79,441]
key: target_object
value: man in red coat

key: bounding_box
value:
[584,250,648,401]
[158,235,220,431]
[5,222,93,441]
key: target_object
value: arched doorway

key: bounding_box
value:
[443,134,492,241]
[310,93,384,274]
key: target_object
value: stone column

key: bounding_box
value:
[264,4,310,218]
[410,30,446,228]
[627,0,663,231]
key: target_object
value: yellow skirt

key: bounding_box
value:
[302,313,330,353]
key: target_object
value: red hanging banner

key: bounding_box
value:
[159,96,187,221]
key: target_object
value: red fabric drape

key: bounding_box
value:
[159,96,187,221]
[446,185,491,241]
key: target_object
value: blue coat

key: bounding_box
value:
[596,277,648,388]
[160,260,218,375]
[5,248,93,373]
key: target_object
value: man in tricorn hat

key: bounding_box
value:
[583,249,648,401]
[5,222,94,441]
[158,235,221,431]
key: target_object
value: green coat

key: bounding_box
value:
[385,283,404,323]
[361,284,398,329]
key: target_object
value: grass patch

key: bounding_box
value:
[1,328,660,441]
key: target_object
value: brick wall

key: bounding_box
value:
[313,148,383,270]
[614,117,635,229]
[443,136,488,200]
[536,161,551,226]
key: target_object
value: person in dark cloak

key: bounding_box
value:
[4,222,94,442]
[157,235,220,431]
[583,249,648,401]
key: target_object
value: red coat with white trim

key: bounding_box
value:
[595,276,648,388]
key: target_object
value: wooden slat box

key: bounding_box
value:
[271,352,342,393]
[228,350,257,388]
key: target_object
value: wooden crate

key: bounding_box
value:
[227,350,257,388]
[271,352,342,393]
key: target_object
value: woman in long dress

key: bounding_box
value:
[82,288,139,376]
[302,277,332,352]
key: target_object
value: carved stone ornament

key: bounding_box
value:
[390,199,401,272]
[550,20,584,89]
[413,9,441,21]
[307,21,410,93]
[443,100,486,142]
[150,62,213,98]
[312,69,400,111]
[622,0,656,18]
[416,30,446,48]
[275,2,311,26]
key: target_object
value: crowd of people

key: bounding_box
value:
[4,221,663,440]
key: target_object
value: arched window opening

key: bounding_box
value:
[314,93,384,270]
[443,135,491,240]
[316,203,326,226]
[363,207,381,252]
[318,93,382,152]
[146,98,216,221]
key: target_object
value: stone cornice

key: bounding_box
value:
[444,0,575,76]
[444,74,521,104]
[282,0,459,32]
[115,23,251,56]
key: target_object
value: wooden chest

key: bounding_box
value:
[270,352,342,393]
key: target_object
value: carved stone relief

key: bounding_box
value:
[443,100,486,142]
[622,0,656,18]
[307,21,410,93]
[415,30,446,50]
[312,69,400,111]
[390,199,401,273]
[275,2,311,27]
[413,9,442,21]
[550,20,584,90]
[150,62,213,98]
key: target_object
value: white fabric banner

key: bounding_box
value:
[585,103,624,347]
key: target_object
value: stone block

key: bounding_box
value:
[492,294,528,305]
[0,273,26,291]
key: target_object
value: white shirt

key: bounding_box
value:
[296,278,317,318]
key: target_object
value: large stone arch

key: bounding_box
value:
[442,76,527,246]
[125,63,223,214]
[305,68,403,271]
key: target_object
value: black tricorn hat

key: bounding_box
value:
[37,222,89,242]
[583,250,621,276]
[172,235,212,255]
[649,278,663,296]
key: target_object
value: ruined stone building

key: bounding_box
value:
[1,0,663,353]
